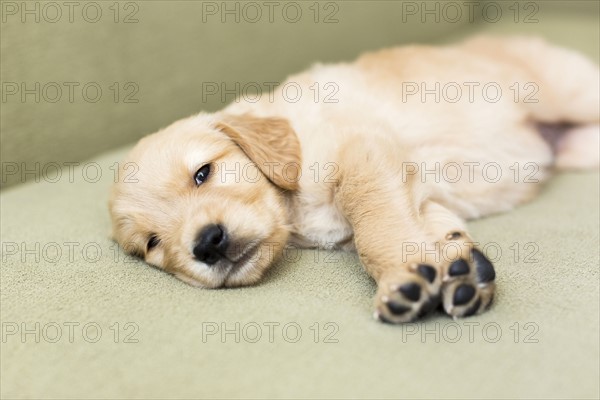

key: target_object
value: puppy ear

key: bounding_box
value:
[215,113,302,191]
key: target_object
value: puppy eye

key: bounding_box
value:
[194,164,211,186]
[147,235,160,251]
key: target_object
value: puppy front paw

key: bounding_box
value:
[373,263,442,324]
[372,232,497,324]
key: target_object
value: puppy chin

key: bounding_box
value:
[225,230,289,287]
[172,246,264,289]
[174,268,225,289]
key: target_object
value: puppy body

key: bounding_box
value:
[110,36,599,323]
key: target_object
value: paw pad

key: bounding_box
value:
[448,259,470,276]
[453,284,476,305]
[472,248,496,283]
[399,282,421,301]
[386,302,410,316]
[416,264,437,283]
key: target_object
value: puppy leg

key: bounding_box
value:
[420,201,496,319]
[334,139,484,322]
[463,36,599,124]
[335,177,439,322]
[554,124,600,170]
[335,138,497,322]
[465,36,600,170]
[334,140,438,322]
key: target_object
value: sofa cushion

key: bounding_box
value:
[2,4,599,399]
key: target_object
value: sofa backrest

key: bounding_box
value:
[1,1,478,189]
[2,0,597,189]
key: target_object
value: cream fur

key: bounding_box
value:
[109,36,599,323]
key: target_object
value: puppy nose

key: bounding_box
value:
[193,224,229,265]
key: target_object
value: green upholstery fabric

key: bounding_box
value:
[0,0,470,189]
[1,3,599,399]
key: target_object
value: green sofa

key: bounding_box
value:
[1,1,598,398]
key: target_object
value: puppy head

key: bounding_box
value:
[109,112,301,288]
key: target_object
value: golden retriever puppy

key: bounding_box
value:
[109,36,599,323]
